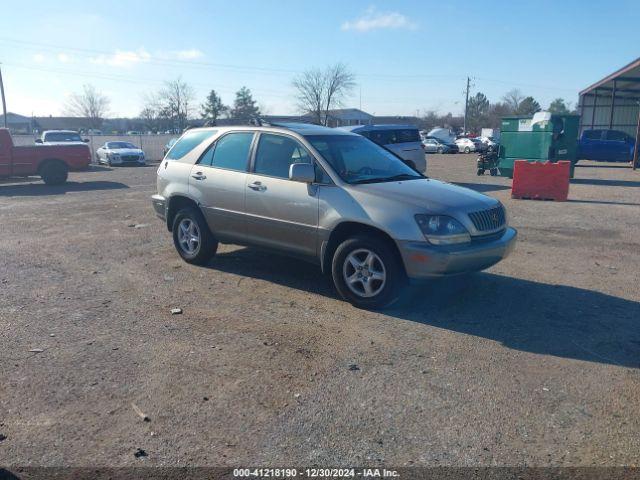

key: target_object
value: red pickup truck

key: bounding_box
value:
[0,128,92,185]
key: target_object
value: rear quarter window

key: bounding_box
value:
[397,129,420,143]
[166,130,218,160]
[583,130,602,140]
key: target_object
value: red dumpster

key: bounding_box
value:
[511,160,571,201]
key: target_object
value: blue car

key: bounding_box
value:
[578,129,635,162]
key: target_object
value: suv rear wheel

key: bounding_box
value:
[331,235,404,309]
[172,207,218,265]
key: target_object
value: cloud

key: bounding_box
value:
[57,53,72,63]
[88,47,204,66]
[33,53,46,63]
[341,7,417,32]
[90,48,152,67]
[172,49,204,60]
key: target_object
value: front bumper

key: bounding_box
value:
[151,194,167,221]
[398,227,517,279]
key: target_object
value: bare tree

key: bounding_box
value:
[292,63,356,125]
[158,77,195,131]
[292,68,326,124]
[323,63,355,124]
[64,84,110,129]
[502,89,525,114]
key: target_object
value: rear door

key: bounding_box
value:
[189,131,255,242]
[605,130,631,161]
[244,132,319,257]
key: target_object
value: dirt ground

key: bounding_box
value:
[1,154,638,468]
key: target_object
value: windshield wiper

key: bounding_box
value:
[352,173,422,184]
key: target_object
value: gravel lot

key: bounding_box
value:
[1,154,639,468]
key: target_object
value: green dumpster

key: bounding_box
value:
[498,113,579,178]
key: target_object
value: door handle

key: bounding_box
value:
[248,181,266,191]
[191,172,206,180]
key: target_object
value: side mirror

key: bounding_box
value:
[289,163,315,183]
[83,138,90,143]
[35,138,43,144]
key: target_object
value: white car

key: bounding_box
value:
[455,138,477,153]
[96,141,146,166]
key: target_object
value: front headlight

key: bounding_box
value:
[415,214,471,245]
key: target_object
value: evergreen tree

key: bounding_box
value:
[231,87,260,123]
[200,90,228,125]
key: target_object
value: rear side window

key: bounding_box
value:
[254,134,312,179]
[606,130,627,141]
[368,130,398,145]
[583,130,602,140]
[397,129,420,143]
[201,132,253,171]
[166,130,217,160]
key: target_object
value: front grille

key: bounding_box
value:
[121,155,140,162]
[468,205,506,232]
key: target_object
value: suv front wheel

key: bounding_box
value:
[172,207,218,265]
[331,235,404,309]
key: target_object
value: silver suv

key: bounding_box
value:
[152,123,516,309]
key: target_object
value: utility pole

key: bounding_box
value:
[0,65,7,128]
[463,76,470,135]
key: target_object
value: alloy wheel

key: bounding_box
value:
[177,218,200,255]
[342,248,386,298]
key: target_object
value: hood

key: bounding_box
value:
[110,148,143,155]
[347,178,498,213]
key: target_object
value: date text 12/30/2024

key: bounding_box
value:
[233,468,400,478]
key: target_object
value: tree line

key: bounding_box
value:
[449,90,576,134]
[63,66,576,134]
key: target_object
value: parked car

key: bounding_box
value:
[578,129,635,162]
[0,128,91,184]
[151,124,516,309]
[96,141,146,166]
[163,138,178,157]
[471,138,488,153]
[422,137,458,154]
[479,136,499,151]
[338,125,427,173]
[36,130,89,145]
[455,137,477,153]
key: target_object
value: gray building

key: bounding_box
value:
[579,57,640,139]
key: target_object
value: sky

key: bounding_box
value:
[1,0,639,119]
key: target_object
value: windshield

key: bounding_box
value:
[107,142,137,149]
[44,132,82,142]
[305,134,423,184]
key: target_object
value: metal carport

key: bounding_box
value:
[579,57,640,170]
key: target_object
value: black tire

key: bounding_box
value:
[477,168,484,176]
[490,168,498,176]
[171,207,218,265]
[331,235,405,310]
[437,147,443,154]
[464,147,470,154]
[40,161,68,185]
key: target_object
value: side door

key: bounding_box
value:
[581,130,604,160]
[244,132,320,257]
[189,131,255,242]
[0,134,11,177]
